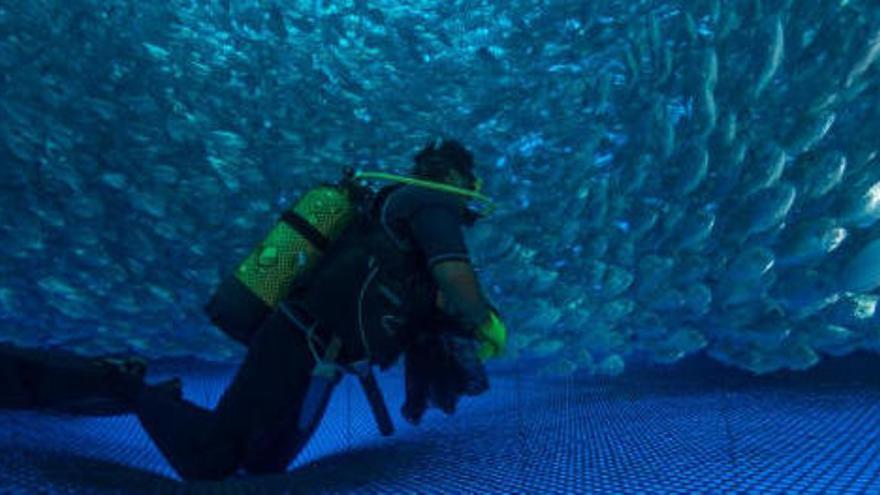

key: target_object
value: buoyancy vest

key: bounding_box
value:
[289,184,437,369]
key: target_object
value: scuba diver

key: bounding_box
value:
[0,138,508,481]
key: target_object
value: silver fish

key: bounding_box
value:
[66,195,106,220]
[694,86,717,135]
[657,203,687,246]
[649,11,662,56]
[629,203,660,238]
[657,327,707,362]
[529,338,565,359]
[207,129,248,151]
[602,265,634,299]
[674,254,712,285]
[45,295,98,321]
[781,340,820,371]
[538,359,579,378]
[840,237,880,292]
[741,313,793,349]
[151,164,181,185]
[739,143,787,197]
[844,26,880,88]
[652,102,676,160]
[30,202,66,228]
[596,354,625,376]
[716,3,739,41]
[675,208,716,252]
[785,111,836,155]
[636,255,675,298]
[571,348,596,371]
[793,151,847,200]
[777,217,848,267]
[682,283,712,316]
[584,260,608,291]
[806,89,840,115]
[42,160,85,193]
[712,140,750,198]
[672,145,709,195]
[702,47,718,93]
[822,293,878,327]
[146,284,176,306]
[583,234,610,259]
[745,182,798,236]
[143,42,171,60]
[752,15,784,98]
[646,288,685,312]
[716,111,738,147]
[822,293,880,332]
[727,246,775,283]
[597,298,635,323]
[682,11,698,42]
[838,179,880,228]
[709,344,782,374]
[623,41,640,85]
[631,311,666,340]
[130,188,168,218]
[774,269,839,319]
[807,324,856,356]
[595,72,613,115]
[528,267,559,295]
[656,44,673,85]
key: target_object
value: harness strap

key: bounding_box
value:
[278,300,326,363]
[280,210,331,252]
[347,359,395,436]
[277,300,395,437]
[297,335,343,433]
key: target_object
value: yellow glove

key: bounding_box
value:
[475,311,507,361]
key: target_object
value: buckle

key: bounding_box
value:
[277,300,327,354]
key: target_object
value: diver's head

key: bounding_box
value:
[412,138,481,192]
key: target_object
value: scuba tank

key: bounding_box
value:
[204,168,495,346]
[204,169,369,345]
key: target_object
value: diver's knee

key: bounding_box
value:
[172,439,242,481]
[241,461,288,477]
[178,461,239,482]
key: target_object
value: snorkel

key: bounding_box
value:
[350,169,497,217]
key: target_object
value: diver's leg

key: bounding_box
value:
[0,342,148,415]
[135,309,324,480]
[214,308,331,475]
[135,383,238,481]
[239,335,338,475]
[0,343,29,408]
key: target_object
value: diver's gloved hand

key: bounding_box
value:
[401,328,489,426]
[474,310,507,362]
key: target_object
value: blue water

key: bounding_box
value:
[1,0,880,492]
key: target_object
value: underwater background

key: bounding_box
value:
[3,0,880,375]
[2,0,880,493]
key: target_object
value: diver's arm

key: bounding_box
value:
[406,201,490,327]
[432,260,507,360]
[431,260,493,330]
[406,198,507,359]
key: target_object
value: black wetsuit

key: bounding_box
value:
[134,184,476,480]
[0,343,145,415]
